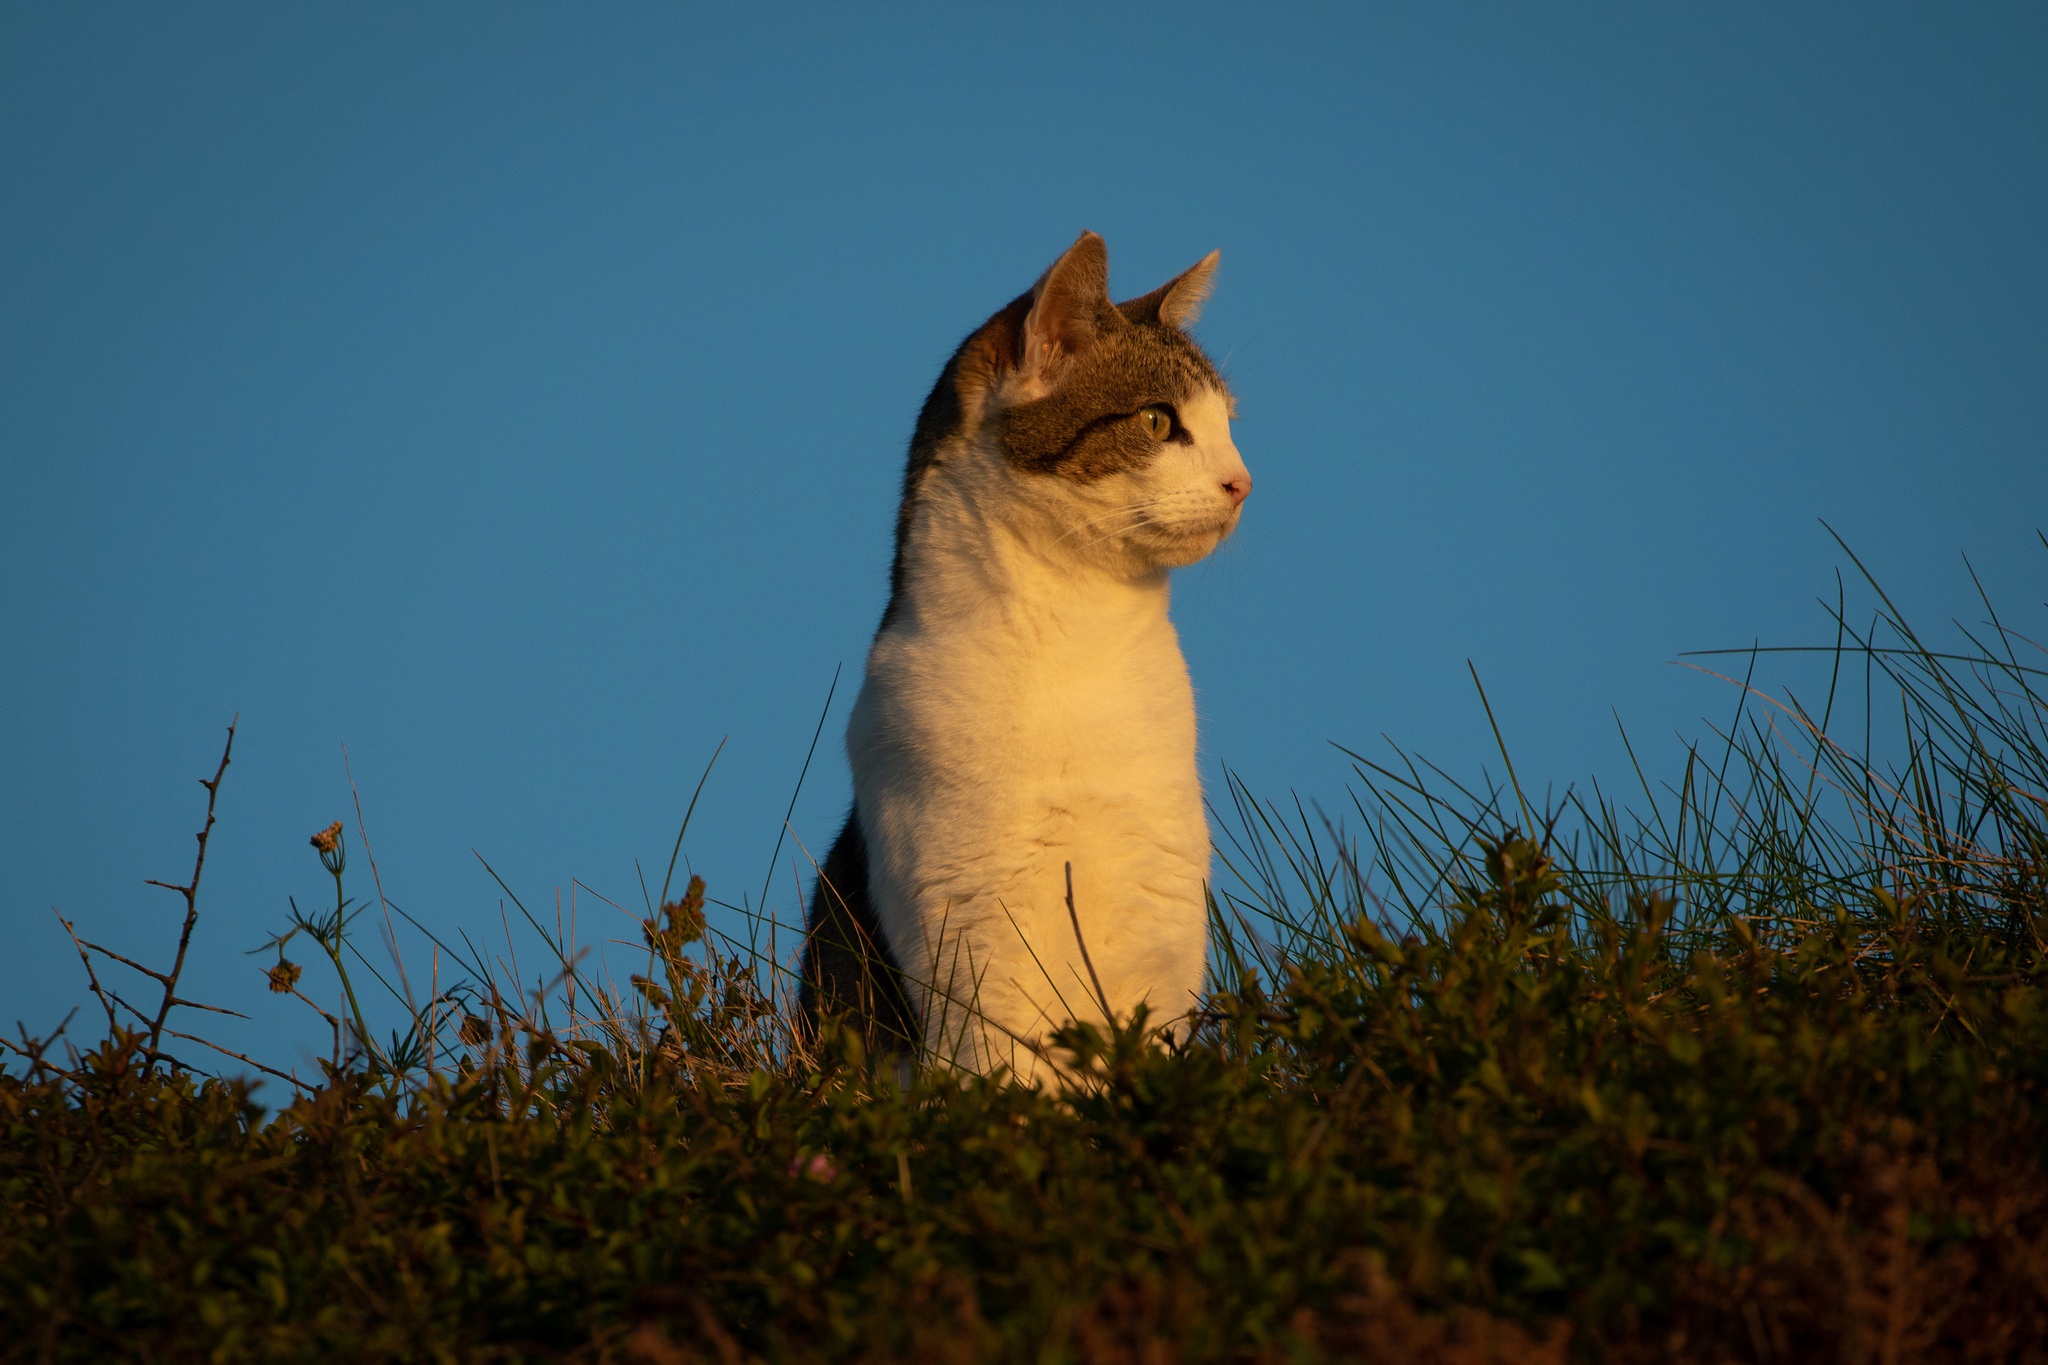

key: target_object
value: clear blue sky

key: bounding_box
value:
[4,4,2043,1079]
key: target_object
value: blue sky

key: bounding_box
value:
[4,4,2043,1080]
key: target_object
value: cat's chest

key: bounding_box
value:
[849,605,1196,794]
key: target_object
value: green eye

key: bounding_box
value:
[1137,406,1173,440]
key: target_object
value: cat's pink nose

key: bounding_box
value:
[1222,471,1252,507]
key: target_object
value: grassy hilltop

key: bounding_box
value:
[5,555,2046,1363]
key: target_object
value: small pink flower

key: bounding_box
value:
[789,1152,837,1182]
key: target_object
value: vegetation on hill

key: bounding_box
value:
[5,550,2046,1363]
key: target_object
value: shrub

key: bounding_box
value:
[5,548,2045,1362]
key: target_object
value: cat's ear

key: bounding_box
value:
[1117,250,1220,330]
[1019,231,1115,379]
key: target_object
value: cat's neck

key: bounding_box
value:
[886,454,1171,639]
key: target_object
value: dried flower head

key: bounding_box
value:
[311,821,345,874]
[668,876,708,932]
[265,959,303,994]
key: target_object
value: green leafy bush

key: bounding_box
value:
[5,552,2045,1362]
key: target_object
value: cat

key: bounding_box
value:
[799,231,1250,1084]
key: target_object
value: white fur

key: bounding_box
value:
[846,385,1249,1083]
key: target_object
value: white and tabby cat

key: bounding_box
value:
[800,232,1250,1083]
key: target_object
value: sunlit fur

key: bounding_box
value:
[839,234,1250,1082]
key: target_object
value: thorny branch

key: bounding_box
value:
[140,716,238,1066]
[44,716,246,1079]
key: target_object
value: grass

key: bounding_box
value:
[4,542,2046,1363]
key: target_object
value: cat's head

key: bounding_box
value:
[907,232,1250,578]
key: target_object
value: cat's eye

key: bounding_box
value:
[1137,406,1174,440]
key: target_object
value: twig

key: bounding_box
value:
[72,935,170,983]
[142,716,237,1065]
[161,1028,315,1092]
[1064,862,1113,1024]
[756,666,841,926]
[287,985,344,1059]
[166,997,250,1019]
[343,743,412,1011]
[2,1012,79,1084]
[426,946,439,1080]
[1468,662,1533,838]
[53,912,120,1035]
[104,989,156,1028]
[659,736,728,913]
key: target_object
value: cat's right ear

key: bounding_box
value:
[1019,231,1114,381]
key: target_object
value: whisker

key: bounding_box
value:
[1053,503,1163,545]
[1052,497,1184,551]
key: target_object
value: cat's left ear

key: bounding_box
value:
[1117,250,1220,330]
